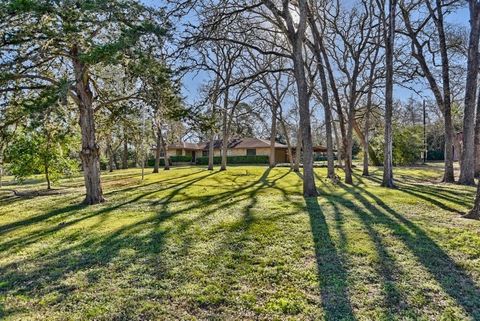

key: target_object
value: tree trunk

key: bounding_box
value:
[308,16,335,179]
[0,147,3,188]
[294,126,302,172]
[45,161,51,190]
[220,91,229,171]
[332,117,343,167]
[280,118,294,170]
[464,182,480,219]
[72,44,105,205]
[344,60,360,185]
[153,129,161,173]
[158,127,170,170]
[345,108,354,184]
[381,0,397,188]
[269,103,278,168]
[107,143,114,173]
[322,44,347,170]
[435,0,455,183]
[122,133,128,169]
[291,21,317,195]
[208,132,215,170]
[459,2,480,185]
[112,150,119,170]
[476,89,480,176]
[363,106,371,176]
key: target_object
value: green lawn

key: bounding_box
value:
[1,165,480,320]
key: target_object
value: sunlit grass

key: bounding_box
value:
[0,165,479,320]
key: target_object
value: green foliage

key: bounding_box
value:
[6,131,77,185]
[146,156,193,167]
[147,158,167,167]
[393,126,423,166]
[195,155,269,165]
[370,125,423,166]
[170,155,192,163]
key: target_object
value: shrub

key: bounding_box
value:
[314,155,338,161]
[170,155,192,163]
[147,158,167,167]
[370,124,423,166]
[195,155,269,165]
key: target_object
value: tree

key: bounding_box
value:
[0,0,169,204]
[261,0,317,196]
[317,0,382,184]
[6,96,78,190]
[399,0,460,183]
[459,1,480,185]
[379,0,397,188]
[306,0,336,179]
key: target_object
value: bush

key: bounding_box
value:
[370,124,423,166]
[147,158,167,167]
[195,155,269,165]
[393,125,423,165]
[170,155,192,163]
[314,155,338,161]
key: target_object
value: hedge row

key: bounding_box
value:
[146,155,193,167]
[314,155,338,161]
[170,155,192,162]
[195,155,269,165]
[147,158,167,167]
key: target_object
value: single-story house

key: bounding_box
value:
[153,137,330,165]
[164,137,289,164]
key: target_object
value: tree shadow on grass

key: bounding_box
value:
[305,197,356,321]
[353,172,472,214]
[0,170,229,318]
[338,181,480,319]
[0,168,300,319]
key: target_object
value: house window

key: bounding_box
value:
[202,150,208,157]
[176,149,183,156]
[246,149,256,156]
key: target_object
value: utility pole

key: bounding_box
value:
[423,100,427,164]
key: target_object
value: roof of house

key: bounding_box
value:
[167,137,289,150]
[168,142,201,150]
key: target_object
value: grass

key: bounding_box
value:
[0,165,479,320]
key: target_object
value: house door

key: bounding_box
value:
[192,151,196,163]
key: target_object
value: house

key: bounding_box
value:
[156,137,330,165]
[164,137,289,164]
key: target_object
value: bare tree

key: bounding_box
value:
[307,0,336,179]
[399,0,459,183]
[324,0,381,184]
[379,0,397,188]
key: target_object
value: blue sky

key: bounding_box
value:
[140,0,470,105]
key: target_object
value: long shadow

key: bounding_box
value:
[339,182,480,319]
[305,197,356,321]
[352,172,470,214]
[0,203,86,236]
[0,171,220,253]
[0,167,296,319]
[331,192,409,316]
